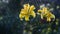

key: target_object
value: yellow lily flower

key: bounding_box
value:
[38,7,49,19]
[38,7,55,22]
[19,4,36,21]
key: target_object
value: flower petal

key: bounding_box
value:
[19,14,25,18]
[20,9,28,14]
[29,5,35,11]
[51,14,55,19]
[30,11,36,18]
[41,14,43,19]
[47,18,51,22]
[38,10,42,13]
[25,15,29,21]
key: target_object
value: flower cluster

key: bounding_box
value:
[19,4,55,22]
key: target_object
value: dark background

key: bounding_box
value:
[0,0,60,34]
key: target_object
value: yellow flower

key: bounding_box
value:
[38,7,49,19]
[19,4,36,21]
[38,7,55,22]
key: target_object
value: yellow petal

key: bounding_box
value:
[29,5,35,11]
[30,11,36,18]
[41,14,43,19]
[24,4,30,9]
[23,4,30,14]
[45,12,51,18]
[19,14,25,19]
[20,9,28,15]
[38,10,42,13]
[23,4,30,11]
[42,7,49,14]
[47,18,51,22]
[25,15,29,21]
[42,7,48,12]
[51,14,55,19]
